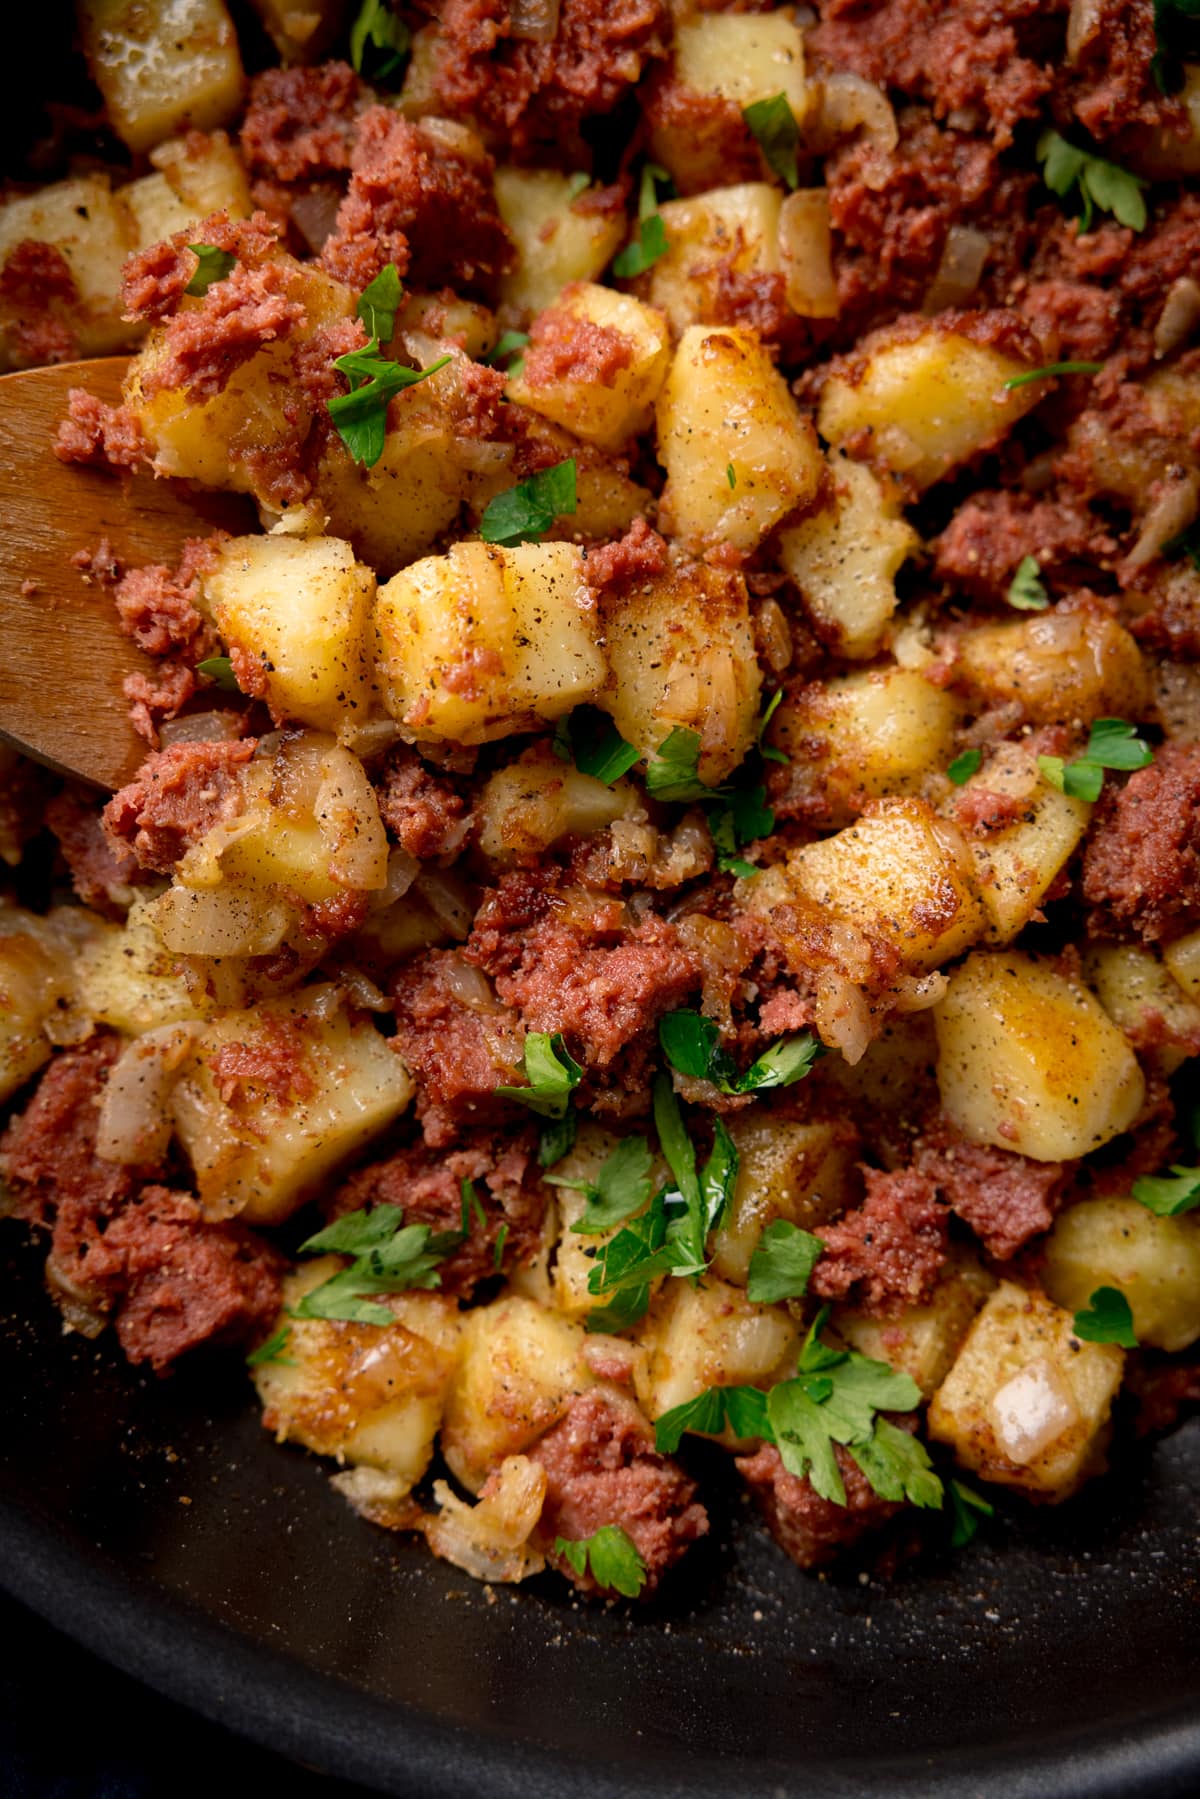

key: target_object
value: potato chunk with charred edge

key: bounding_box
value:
[79,0,244,153]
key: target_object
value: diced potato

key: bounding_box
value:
[0,908,78,1102]
[835,1249,997,1400]
[1120,63,1200,177]
[352,874,470,973]
[766,798,985,975]
[440,1295,594,1491]
[1084,944,1200,1074]
[819,318,1041,491]
[0,176,138,365]
[476,752,636,865]
[955,742,1092,944]
[634,1276,799,1426]
[644,184,782,338]
[820,1011,939,1120]
[246,0,349,61]
[778,189,839,319]
[79,0,245,153]
[710,1115,858,1286]
[769,667,959,826]
[421,1455,548,1583]
[374,540,607,745]
[126,127,252,248]
[934,950,1145,1162]
[1043,1197,1200,1354]
[562,460,655,542]
[204,534,375,735]
[649,15,809,191]
[1164,929,1200,999]
[494,168,625,317]
[171,985,414,1225]
[778,454,916,659]
[75,894,221,1037]
[928,1281,1124,1499]
[657,325,824,556]
[953,612,1150,727]
[600,561,761,785]
[255,1263,461,1483]
[509,284,671,450]
[396,292,497,364]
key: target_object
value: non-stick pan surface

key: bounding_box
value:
[1,1235,1197,1798]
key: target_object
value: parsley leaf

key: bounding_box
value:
[654,1384,770,1454]
[356,262,402,343]
[460,1177,486,1236]
[538,1105,577,1168]
[549,1134,654,1235]
[480,458,577,545]
[1008,555,1050,610]
[947,747,982,786]
[757,689,788,764]
[1132,1164,1200,1216]
[494,1222,509,1270]
[1037,754,1104,803]
[246,1325,293,1367]
[727,462,737,489]
[746,1219,823,1305]
[1072,1285,1138,1348]
[196,655,240,692]
[709,780,775,876]
[567,172,592,200]
[700,1117,739,1235]
[495,1030,582,1118]
[613,163,671,278]
[584,1285,656,1336]
[643,726,714,803]
[1037,129,1147,233]
[948,1477,995,1549]
[349,0,410,80]
[566,709,641,784]
[1153,0,1200,91]
[658,1009,820,1095]
[295,1205,461,1323]
[554,1525,647,1597]
[653,1072,706,1267]
[482,329,529,367]
[742,92,800,189]
[737,1034,822,1093]
[328,342,451,468]
[1003,360,1104,389]
[185,244,235,297]
[850,1416,946,1509]
[1038,718,1153,803]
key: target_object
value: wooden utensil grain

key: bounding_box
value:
[0,357,253,790]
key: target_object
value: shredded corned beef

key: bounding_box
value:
[102,739,256,874]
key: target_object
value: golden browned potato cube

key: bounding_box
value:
[493,168,625,317]
[645,184,782,338]
[657,325,824,556]
[766,798,985,975]
[955,742,1093,944]
[1164,929,1200,999]
[246,0,349,61]
[928,1281,1125,1500]
[1043,1197,1200,1354]
[771,667,960,825]
[75,895,220,1037]
[509,284,671,450]
[953,612,1150,727]
[255,1263,461,1483]
[649,15,808,190]
[634,1276,799,1426]
[0,176,139,365]
[600,561,761,785]
[204,534,375,736]
[476,753,636,865]
[934,950,1145,1162]
[835,1248,997,1400]
[440,1295,594,1491]
[171,985,414,1225]
[0,908,79,1102]
[819,318,1041,490]
[710,1115,858,1286]
[1084,944,1200,1074]
[79,0,245,153]
[374,541,607,745]
[778,454,916,659]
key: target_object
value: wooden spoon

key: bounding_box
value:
[0,357,253,791]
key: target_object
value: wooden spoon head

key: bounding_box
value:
[0,357,253,790]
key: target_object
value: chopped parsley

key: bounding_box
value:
[293,1204,463,1324]
[554,1525,647,1597]
[548,1134,654,1235]
[659,1009,820,1095]
[1072,1285,1138,1348]
[1152,0,1200,93]
[756,689,788,765]
[460,1177,486,1236]
[349,0,410,80]
[493,1222,509,1271]
[745,1219,823,1305]
[1036,129,1147,233]
[742,92,800,190]
[563,709,641,784]
[356,262,402,343]
[246,1325,293,1367]
[185,244,235,298]
[1038,717,1154,802]
[566,172,591,200]
[495,1030,583,1118]
[328,341,451,468]
[538,1105,578,1168]
[1003,360,1104,390]
[1132,1164,1200,1216]
[709,780,775,877]
[656,1308,943,1511]
[196,655,240,692]
[947,1478,995,1549]
[613,163,671,278]
[644,726,714,803]
[482,329,530,368]
[479,458,577,545]
[727,462,738,489]
[947,747,983,786]
[1007,555,1050,611]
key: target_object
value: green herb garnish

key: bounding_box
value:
[356,262,402,343]
[613,163,671,278]
[547,1135,654,1235]
[1152,0,1200,93]
[482,329,530,368]
[1007,555,1050,610]
[246,1326,294,1367]
[727,462,738,489]
[1132,1164,1200,1216]
[460,1177,486,1236]
[566,172,591,200]
[1072,1285,1138,1348]
[745,1219,823,1305]
[349,0,410,80]
[293,1205,462,1324]
[566,710,641,785]
[493,1222,509,1271]
[709,780,774,876]
[328,342,451,468]
[644,726,714,803]
[947,747,983,786]
[659,1009,820,1095]
[185,244,235,297]
[1036,129,1147,233]
[742,92,800,189]
[554,1525,647,1597]
[1038,717,1154,802]
[756,688,788,764]
[538,1106,578,1168]
[495,1030,583,1118]
[948,1478,995,1549]
[479,458,577,545]
[1003,360,1104,389]
[196,655,240,692]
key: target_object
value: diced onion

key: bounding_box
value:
[990,1358,1079,1464]
[96,1022,203,1165]
[159,711,244,748]
[414,869,474,940]
[315,744,390,890]
[1125,471,1199,573]
[441,954,497,1012]
[1067,0,1103,61]
[288,185,343,254]
[814,970,872,1065]
[922,225,991,314]
[423,1457,548,1583]
[508,0,559,39]
[808,72,898,157]
[1155,276,1200,356]
[336,966,390,1012]
[779,189,840,319]
[151,885,291,957]
[370,847,420,911]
